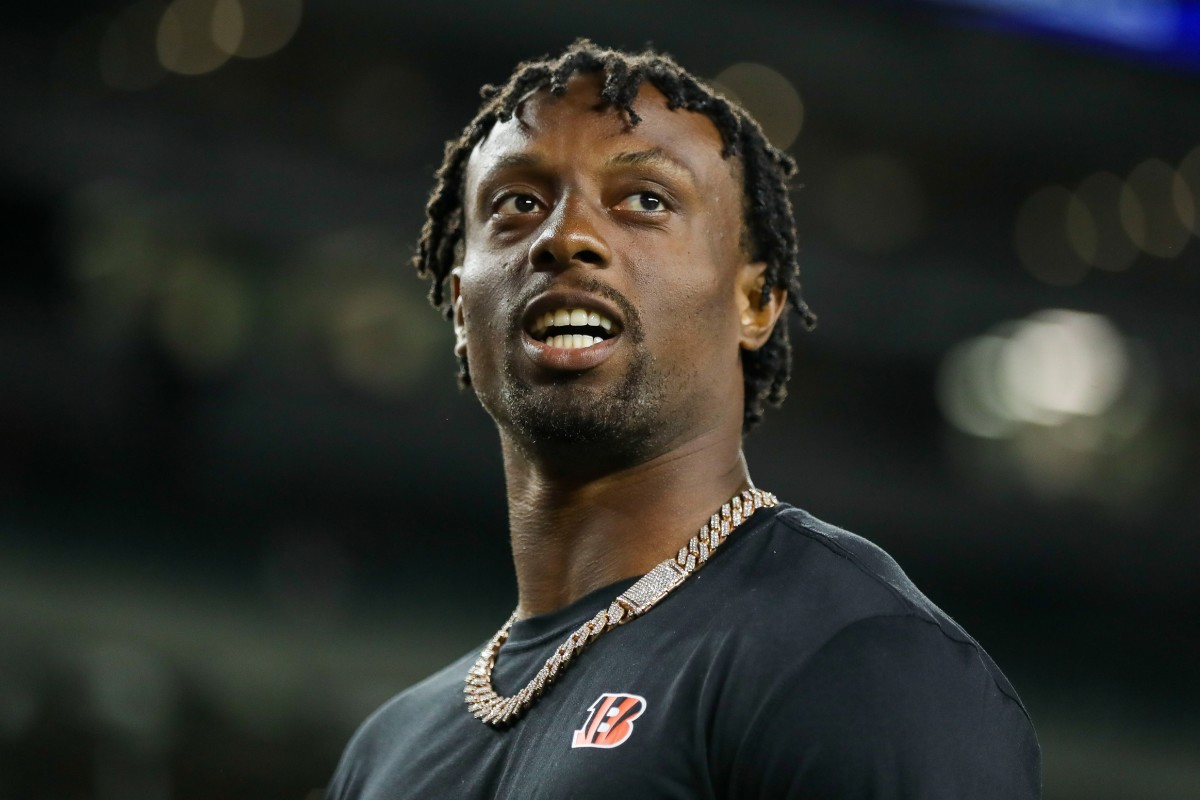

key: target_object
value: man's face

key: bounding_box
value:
[455,75,764,456]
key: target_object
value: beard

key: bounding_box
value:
[496,345,668,454]
[476,277,679,461]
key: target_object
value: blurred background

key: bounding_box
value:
[1,0,1198,797]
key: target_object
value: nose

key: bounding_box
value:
[528,196,612,271]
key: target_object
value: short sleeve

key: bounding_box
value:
[325,718,372,800]
[718,614,1041,799]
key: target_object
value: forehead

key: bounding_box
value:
[465,75,736,190]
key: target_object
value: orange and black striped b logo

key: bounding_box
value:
[571,693,647,749]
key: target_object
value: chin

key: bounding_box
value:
[482,359,668,457]
[504,383,657,443]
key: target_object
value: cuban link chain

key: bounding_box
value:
[464,488,778,726]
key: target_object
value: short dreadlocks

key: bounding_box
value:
[413,39,816,433]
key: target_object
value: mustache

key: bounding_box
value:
[509,276,644,343]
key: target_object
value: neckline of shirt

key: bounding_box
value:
[500,502,784,653]
[503,577,641,652]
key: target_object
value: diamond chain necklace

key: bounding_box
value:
[464,488,778,726]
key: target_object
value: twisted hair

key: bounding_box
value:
[414,39,816,433]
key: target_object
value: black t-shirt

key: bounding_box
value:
[328,504,1041,799]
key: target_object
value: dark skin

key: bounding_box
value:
[452,75,786,619]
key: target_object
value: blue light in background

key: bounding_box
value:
[925,0,1200,70]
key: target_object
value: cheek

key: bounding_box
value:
[457,262,513,367]
[459,239,523,326]
[659,222,740,316]
[629,238,739,357]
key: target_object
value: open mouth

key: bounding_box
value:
[528,307,619,350]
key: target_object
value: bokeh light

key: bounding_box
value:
[65,180,254,379]
[1121,157,1194,259]
[998,310,1128,425]
[1179,144,1200,236]
[327,284,434,398]
[1063,187,1098,267]
[66,180,168,343]
[212,0,303,59]
[280,227,440,398]
[936,334,1017,439]
[1014,186,1092,285]
[1073,172,1140,272]
[712,62,804,151]
[210,0,245,57]
[157,0,232,75]
[938,309,1156,451]
[153,253,253,378]
[938,310,1164,504]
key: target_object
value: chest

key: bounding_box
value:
[363,638,723,799]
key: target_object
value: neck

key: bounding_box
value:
[499,425,753,619]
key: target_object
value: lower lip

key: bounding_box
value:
[521,332,621,371]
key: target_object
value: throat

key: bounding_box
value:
[503,438,754,619]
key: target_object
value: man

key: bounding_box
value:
[328,40,1040,798]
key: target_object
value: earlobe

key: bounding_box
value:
[736,261,787,351]
[451,268,468,358]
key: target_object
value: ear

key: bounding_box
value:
[735,261,787,351]
[451,267,467,358]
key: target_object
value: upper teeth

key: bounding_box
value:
[533,307,615,350]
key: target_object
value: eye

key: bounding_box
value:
[495,194,541,215]
[616,192,666,213]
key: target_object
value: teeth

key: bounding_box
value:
[533,307,617,340]
[547,334,599,349]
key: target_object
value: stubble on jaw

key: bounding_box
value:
[497,349,667,454]
[477,277,682,463]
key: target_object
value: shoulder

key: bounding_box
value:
[722,507,989,648]
[326,650,476,800]
[354,650,474,745]
[705,505,1041,797]
[717,504,1028,708]
[747,503,952,620]
[718,612,1042,798]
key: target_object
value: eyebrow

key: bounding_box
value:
[471,154,545,208]
[488,153,543,171]
[606,148,696,182]
[473,148,697,195]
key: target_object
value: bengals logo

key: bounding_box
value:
[571,693,647,749]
